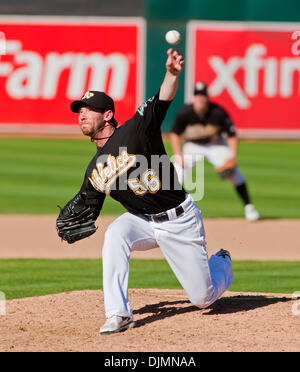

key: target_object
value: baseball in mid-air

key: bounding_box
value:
[165,30,181,45]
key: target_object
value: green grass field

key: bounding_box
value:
[0,138,299,300]
[1,259,299,300]
[0,138,300,217]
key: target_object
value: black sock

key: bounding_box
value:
[235,182,251,205]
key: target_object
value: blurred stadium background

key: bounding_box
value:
[0,0,300,218]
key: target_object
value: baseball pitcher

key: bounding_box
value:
[56,50,233,334]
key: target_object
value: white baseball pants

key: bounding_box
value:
[101,195,233,319]
[174,139,245,186]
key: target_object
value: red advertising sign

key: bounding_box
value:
[0,16,145,132]
[186,21,300,138]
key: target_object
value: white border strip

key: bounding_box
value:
[187,20,300,31]
[0,124,82,134]
[185,21,197,103]
[238,129,300,139]
[136,18,146,105]
[1,125,300,139]
[0,15,145,26]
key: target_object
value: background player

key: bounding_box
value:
[62,50,233,334]
[170,81,260,221]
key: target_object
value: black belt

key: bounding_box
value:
[189,137,212,145]
[143,205,184,223]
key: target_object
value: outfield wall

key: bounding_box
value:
[0,0,300,138]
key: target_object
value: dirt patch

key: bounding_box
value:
[0,215,299,260]
[0,289,299,352]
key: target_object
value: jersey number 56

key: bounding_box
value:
[127,169,161,196]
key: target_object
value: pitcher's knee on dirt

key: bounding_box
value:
[188,288,215,309]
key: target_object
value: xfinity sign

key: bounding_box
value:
[186,21,300,138]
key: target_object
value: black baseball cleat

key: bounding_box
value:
[216,249,231,261]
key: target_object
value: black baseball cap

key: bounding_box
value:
[70,90,115,114]
[193,82,208,96]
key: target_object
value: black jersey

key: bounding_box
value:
[171,102,237,144]
[80,93,187,215]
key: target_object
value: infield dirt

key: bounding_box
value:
[1,215,299,260]
[1,289,299,352]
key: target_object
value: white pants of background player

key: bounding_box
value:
[174,138,245,186]
[102,194,233,319]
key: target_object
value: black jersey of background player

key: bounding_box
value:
[80,93,187,215]
[172,102,237,144]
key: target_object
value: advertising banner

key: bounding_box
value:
[186,21,300,138]
[0,16,145,132]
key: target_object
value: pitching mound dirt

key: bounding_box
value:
[1,289,299,352]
